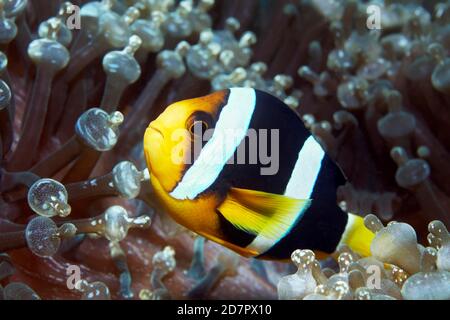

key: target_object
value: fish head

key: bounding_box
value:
[144,90,229,193]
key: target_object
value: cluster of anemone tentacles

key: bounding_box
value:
[0,0,449,299]
[0,0,283,300]
[278,215,450,300]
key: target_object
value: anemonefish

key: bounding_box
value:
[144,88,374,260]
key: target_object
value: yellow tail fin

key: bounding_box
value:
[339,213,375,257]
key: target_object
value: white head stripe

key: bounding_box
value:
[246,135,325,255]
[170,88,256,200]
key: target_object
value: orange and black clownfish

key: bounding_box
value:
[144,88,374,260]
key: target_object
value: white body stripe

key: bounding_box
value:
[284,135,325,199]
[346,212,356,229]
[170,88,256,200]
[246,234,277,254]
[247,135,325,255]
[339,212,356,246]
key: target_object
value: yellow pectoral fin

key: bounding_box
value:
[217,187,311,247]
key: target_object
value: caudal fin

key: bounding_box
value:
[339,213,375,257]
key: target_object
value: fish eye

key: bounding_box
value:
[186,111,213,138]
[189,120,208,136]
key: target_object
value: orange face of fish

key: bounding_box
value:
[144,90,228,193]
[143,90,230,237]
